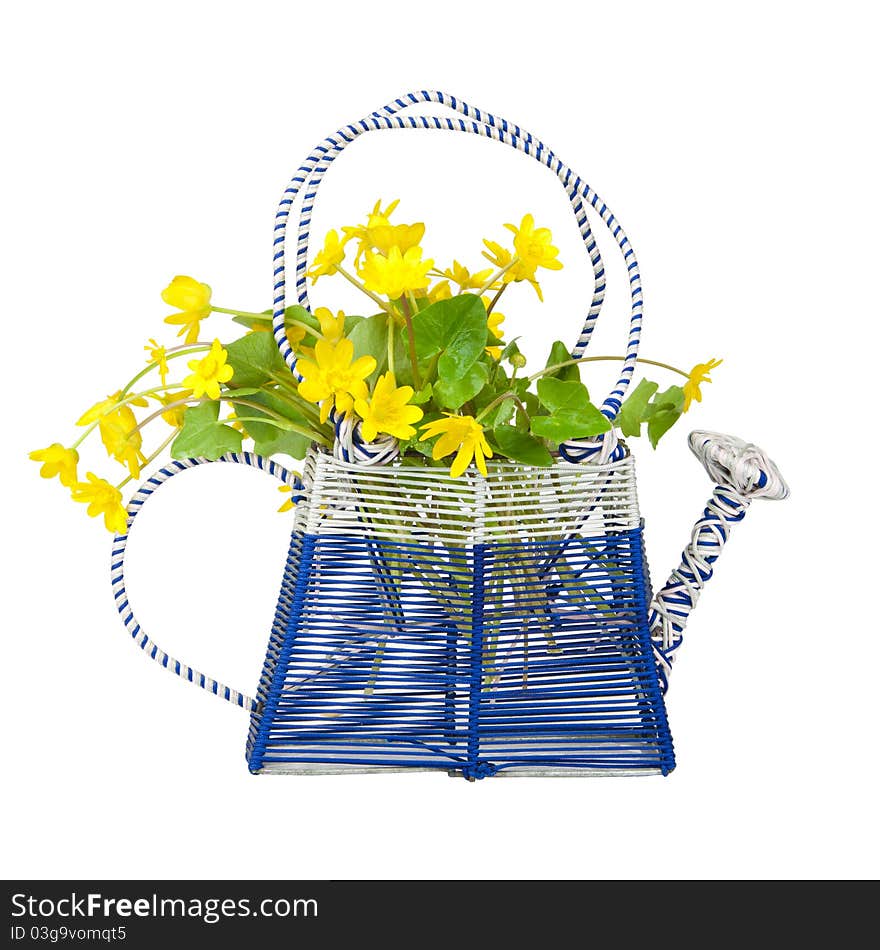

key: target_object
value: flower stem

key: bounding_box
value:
[475,392,523,424]
[211,306,268,319]
[129,397,198,436]
[400,295,422,389]
[476,258,517,297]
[226,398,332,447]
[386,315,396,376]
[529,355,690,383]
[336,265,395,314]
[120,345,209,397]
[114,430,177,491]
[71,386,184,449]
[485,282,508,317]
[264,374,323,423]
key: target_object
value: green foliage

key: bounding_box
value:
[347,314,389,385]
[231,391,311,460]
[645,384,685,448]
[224,331,288,388]
[492,425,553,466]
[410,383,433,405]
[346,315,411,385]
[500,338,524,365]
[530,377,610,442]
[433,361,489,410]
[544,340,580,382]
[413,295,488,382]
[617,378,659,438]
[171,401,242,460]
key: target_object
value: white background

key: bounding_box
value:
[3,1,878,880]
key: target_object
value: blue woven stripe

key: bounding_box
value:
[247,527,674,776]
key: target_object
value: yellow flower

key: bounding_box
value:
[71,473,129,534]
[419,414,493,478]
[427,280,453,303]
[183,339,234,400]
[683,358,723,411]
[505,214,563,276]
[162,275,212,343]
[277,484,297,512]
[354,372,424,442]
[369,222,426,258]
[343,199,401,262]
[77,391,147,427]
[29,443,80,487]
[286,325,307,349]
[440,260,494,291]
[154,390,192,428]
[481,237,546,301]
[297,338,376,423]
[306,229,347,283]
[483,299,506,360]
[98,401,145,479]
[145,338,170,386]
[226,410,244,432]
[315,307,346,344]
[359,246,434,300]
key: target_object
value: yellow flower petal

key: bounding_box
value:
[182,339,234,400]
[29,443,79,487]
[71,472,129,534]
[683,358,723,411]
[450,442,474,478]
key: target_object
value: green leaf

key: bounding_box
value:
[500,338,523,363]
[493,425,553,466]
[171,401,243,460]
[433,361,489,410]
[413,294,488,381]
[224,332,288,388]
[530,413,607,442]
[536,377,592,413]
[516,391,541,431]
[411,382,433,405]
[220,387,261,398]
[532,379,610,441]
[646,385,685,448]
[544,340,580,382]
[617,378,659,438]
[232,391,311,460]
[480,396,516,428]
[345,315,412,385]
[347,314,389,385]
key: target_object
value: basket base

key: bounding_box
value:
[245,526,675,778]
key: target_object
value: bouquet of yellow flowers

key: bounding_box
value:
[31,198,720,532]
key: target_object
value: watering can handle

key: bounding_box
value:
[270,90,644,423]
[109,452,303,712]
[649,430,789,692]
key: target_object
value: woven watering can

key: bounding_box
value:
[110,92,789,778]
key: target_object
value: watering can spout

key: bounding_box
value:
[649,430,789,692]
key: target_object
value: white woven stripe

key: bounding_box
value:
[270,92,643,465]
[110,452,301,711]
[649,431,789,688]
[293,447,641,546]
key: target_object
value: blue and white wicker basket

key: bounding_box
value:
[111,92,788,778]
